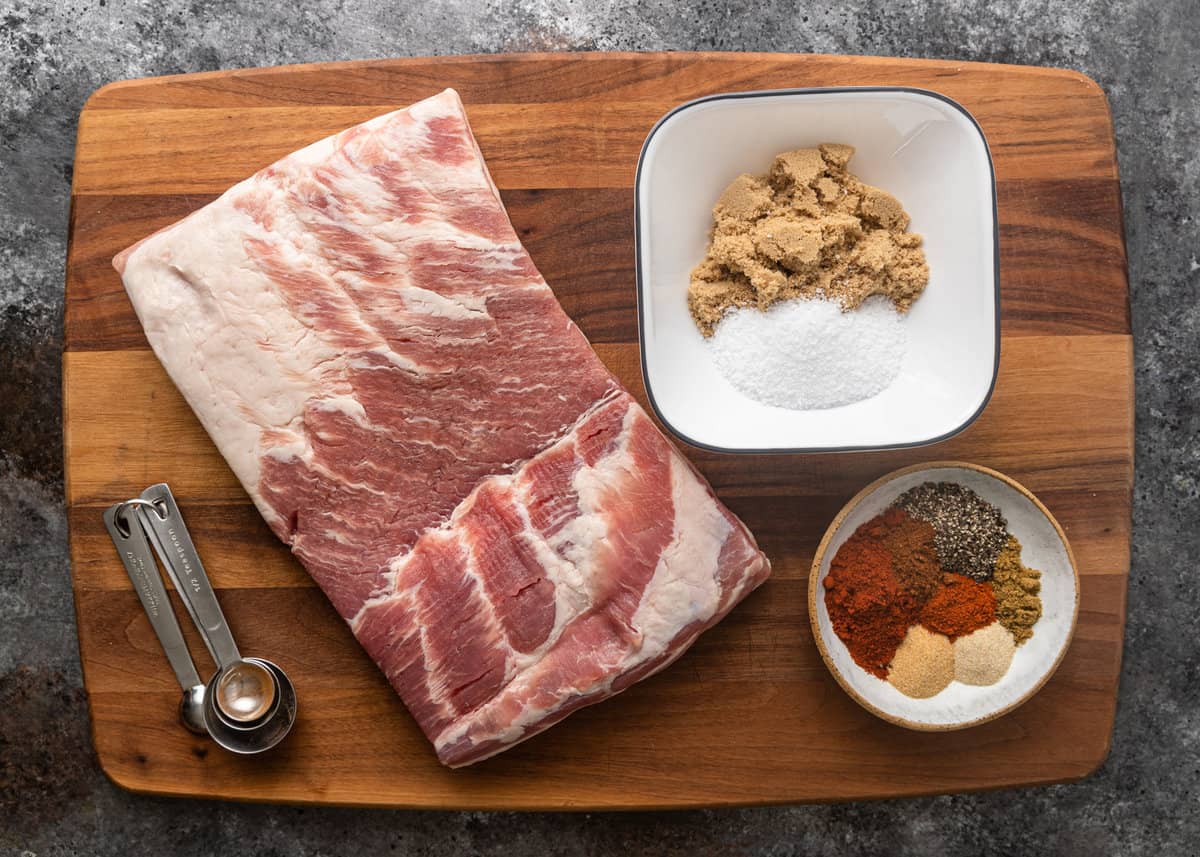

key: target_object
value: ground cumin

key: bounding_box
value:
[688,143,929,336]
[991,536,1043,644]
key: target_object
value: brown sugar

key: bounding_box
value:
[688,144,930,336]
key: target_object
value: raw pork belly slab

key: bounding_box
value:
[114,89,770,766]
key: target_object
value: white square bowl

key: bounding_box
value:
[635,88,999,453]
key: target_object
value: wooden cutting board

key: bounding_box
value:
[64,52,1132,809]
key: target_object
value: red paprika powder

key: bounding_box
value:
[823,514,921,678]
[919,573,996,639]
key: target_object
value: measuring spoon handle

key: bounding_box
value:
[136,483,242,669]
[104,503,203,692]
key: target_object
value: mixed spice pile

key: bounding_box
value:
[823,482,1044,699]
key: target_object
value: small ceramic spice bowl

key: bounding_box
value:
[808,461,1079,730]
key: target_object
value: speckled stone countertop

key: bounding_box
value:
[2,1,1197,853]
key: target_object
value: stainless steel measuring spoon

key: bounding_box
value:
[104,502,207,734]
[134,484,297,752]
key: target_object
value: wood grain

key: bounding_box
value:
[64,179,1129,351]
[64,336,1133,505]
[74,100,1119,194]
[63,52,1131,809]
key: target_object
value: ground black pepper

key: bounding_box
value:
[893,482,1008,581]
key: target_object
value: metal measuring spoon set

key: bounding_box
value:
[104,483,296,754]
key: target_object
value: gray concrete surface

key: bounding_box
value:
[2,0,1197,853]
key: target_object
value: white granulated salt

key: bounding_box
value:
[707,295,907,409]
